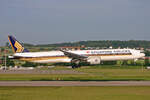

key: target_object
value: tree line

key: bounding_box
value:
[23,40,150,49]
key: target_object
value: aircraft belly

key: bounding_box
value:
[32,58,71,63]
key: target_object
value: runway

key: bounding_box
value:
[0,81,150,86]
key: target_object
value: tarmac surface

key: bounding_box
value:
[0,81,150,86]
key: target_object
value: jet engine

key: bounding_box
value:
[87,57,101,64]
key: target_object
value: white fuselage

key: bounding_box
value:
[12,49,145,64]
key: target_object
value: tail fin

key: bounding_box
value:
[8,35,29,53]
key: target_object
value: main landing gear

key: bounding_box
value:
[71,59,81,69]
[71,64,81,69]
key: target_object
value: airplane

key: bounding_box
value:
[8,35,145,68]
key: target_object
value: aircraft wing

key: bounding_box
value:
[60,50,88,60]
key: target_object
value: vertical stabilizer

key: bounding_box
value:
[8,35,29,53]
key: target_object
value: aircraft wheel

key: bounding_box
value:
[72,65,76,69]
[77,64,81,68]
[72,64,80,69]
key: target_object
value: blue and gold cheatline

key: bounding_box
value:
[8,35,29,53]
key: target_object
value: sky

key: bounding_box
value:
[0,0,150,46]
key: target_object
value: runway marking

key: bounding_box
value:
[0,81,150,86]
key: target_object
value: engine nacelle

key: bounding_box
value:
[87,57,101,64]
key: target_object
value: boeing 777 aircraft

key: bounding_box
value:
[8,35,145,68]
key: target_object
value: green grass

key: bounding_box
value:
[0,70,150,81]
[0,86,150,100]
[0,66,150,81]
